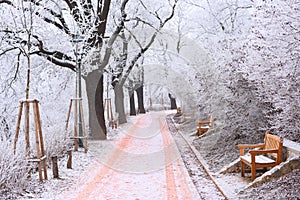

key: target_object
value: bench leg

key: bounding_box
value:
[241,161,245,177]
[251,164,256,181]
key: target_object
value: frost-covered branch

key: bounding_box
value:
[0,0,12,5]
[64,0,84,25]
[120,0,178,85]
[98,0,129,70]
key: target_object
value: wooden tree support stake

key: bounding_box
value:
[161,97,165,110]
[65,98,88,153]
[52,156,59,178]
[67,150,72,169]
[149,98,152,110]
[14,99,48,182]
[104,98,116,129]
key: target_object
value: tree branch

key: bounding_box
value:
[81,0,94,22]
[0,0,12,5]
[0,47,19,56]
[120,0,178,84]
[32,35,74,61]
[64,0,84,25]
[36,52,76,71]
[98,0,129,70]
[30,35,76,71]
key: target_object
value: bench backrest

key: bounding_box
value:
[263,131,283,163]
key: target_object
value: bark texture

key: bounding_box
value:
[136,85,146,114]
[114,84,127,124]
[129,90,136,116]
[85,70,106,140]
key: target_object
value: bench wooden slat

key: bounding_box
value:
[200,124,210,128]
[241,154,275,164]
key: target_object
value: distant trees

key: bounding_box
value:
[176,0,254,120]
[109,0,178,124]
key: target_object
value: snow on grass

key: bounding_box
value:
[0,138,31,199]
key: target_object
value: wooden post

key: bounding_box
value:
[109,99,114,129]
[149,98,152,110]
[25,102,30,154]
[161,97,165,110]
[79,100,88,153]
[14,102,23,154]
[34,100,48,180]
[104,98,115,129]
[52,156,59,178]
[74,99,79,151]
[65,100,73,131]
[14,99,48,182]
[67,150,72,169]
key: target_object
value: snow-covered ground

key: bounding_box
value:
[20,111,201,200]
[7,110,299,200]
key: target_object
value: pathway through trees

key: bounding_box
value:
[57,112,200,199]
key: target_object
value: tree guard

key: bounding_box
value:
[14,99,48,182]
[104,98,116,129]
[65,98,88,153]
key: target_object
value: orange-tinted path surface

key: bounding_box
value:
[57,111,200,200]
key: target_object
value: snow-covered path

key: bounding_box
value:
[57,111,200,200]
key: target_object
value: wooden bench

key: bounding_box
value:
[237,131,283,181]
[197,115,213,136]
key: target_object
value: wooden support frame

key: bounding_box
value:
[149,98,153,110]
[104,98,116,129]
[65,98,88,153]
[14,99,48,182]
[161,97,165,110]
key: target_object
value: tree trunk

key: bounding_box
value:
[114,83,127,124]
[136,85,146,114]
[85,70,106,140]
[168,93,177,110]
[129,90,136,116]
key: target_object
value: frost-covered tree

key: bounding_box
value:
[228,0,300,141]
[125,62,145,116]
[0,0,180,139]
[173,0,254,119]
[0,0,131,139]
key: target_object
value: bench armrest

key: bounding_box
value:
[198,120,211,125]
[237,143,264,156]
[249,149,279,155]
[237,143,265,149]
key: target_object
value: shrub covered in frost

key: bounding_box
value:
[43,124,73,163]
[0,137,30,198]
